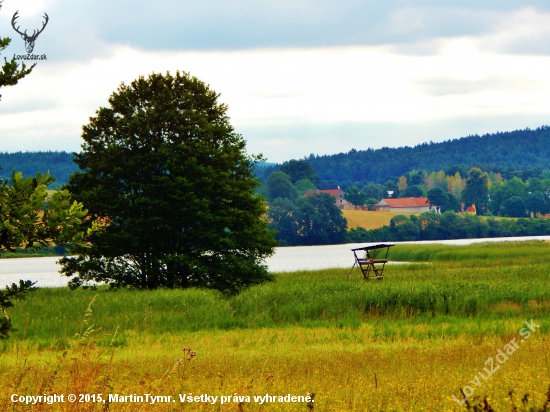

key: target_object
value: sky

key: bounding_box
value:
[1,1,550,163]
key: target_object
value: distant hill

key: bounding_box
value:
[3,126,550,187]
[0,152,276,188]
[305,126,550,183]
[0,151,77,188]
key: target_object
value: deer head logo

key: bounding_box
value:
[11,11,49,54]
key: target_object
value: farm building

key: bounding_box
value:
[373,197,431,213]
[303,188,354,210]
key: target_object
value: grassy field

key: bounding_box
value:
[1,241,550,411]
[341,210,522,231]
[342,210,411,230]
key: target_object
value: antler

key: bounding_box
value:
[11,11,27,37]
[32,13,49,39]
[11,11,49,40]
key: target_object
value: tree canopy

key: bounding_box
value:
[0,171,90,339]
[526,191,549,217]
[461,167,489,214]
[279,159,319,185]
[265,171,298,202]
[343,186,366,209]
[268,193,347,246]
[427,187,448,211]
[60,71,277,293]
[501,196,527,218]
[0,171,90,252]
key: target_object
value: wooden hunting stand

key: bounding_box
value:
[348,244,395,280]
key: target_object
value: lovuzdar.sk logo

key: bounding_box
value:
[11,8,49,60]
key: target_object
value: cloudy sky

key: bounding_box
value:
[1,1,550,163]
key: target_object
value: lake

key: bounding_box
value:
[1,235,549,288]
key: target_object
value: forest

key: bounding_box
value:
[0,151,76,188]
[255,126,550,186]
[3,126,550,248]
[4,126,550,190]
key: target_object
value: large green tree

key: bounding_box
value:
[501,196,527,218]
[427,187,448,213]
[267,198,300,246]
[294,193,347,245]
[60,71,277,293]
[267,193,347,245]
[279,159,319,185]
[343,186,366,209]
[526,191,549,217]
[402,184,426,198]
[363,183,385,201]
[0,1,35,101]
[503,177,528,200]
[265,171,298,202]
[461,167,489,215]
[389,215,420,241]
[294,178,316,196]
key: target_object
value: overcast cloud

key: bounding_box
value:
[1,1,550,162]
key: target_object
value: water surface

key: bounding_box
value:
[1,235,549,288]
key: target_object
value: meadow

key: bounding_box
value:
[341,210,520,232]
[1,241,550,411]
[341,210,410,230]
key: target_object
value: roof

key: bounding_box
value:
[318,189,342,196]
[351,243,395,251]
[377,197,429,208]
[303,189,343,197]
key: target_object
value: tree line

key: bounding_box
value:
[307,127,550,184]
[0,151,76,188]
[261,158,550,246]
[255,128,550,190]
[347,212,550,243]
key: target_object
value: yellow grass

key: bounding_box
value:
[342,210,412,230]
[2,327,549,411]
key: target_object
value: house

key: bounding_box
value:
[373,197,431,213]
[460,203,477,215]
[303,188,353,210]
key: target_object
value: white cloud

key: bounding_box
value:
[2,6,550,161]
[479,7,550,54]
[5,0,55,16]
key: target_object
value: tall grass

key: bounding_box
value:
[2,327,550,411]
[2,241,550,411]
[390,240,550,264]
[5,241,550,347]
